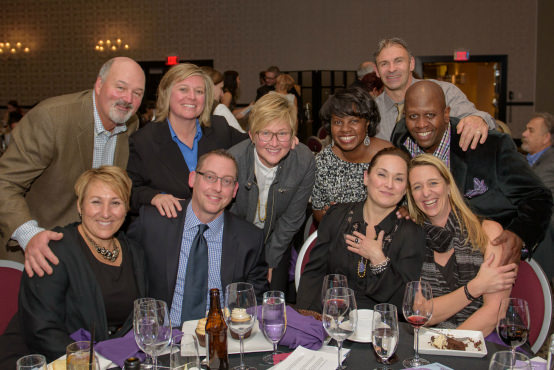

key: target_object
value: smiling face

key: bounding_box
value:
[409,165,451,226]
[94,58,145,131]
[364,154,408,210]
[78,180,127,241]
[189,154,238,223]
[330,114,369,153]
[375,44,415,93]
[250,118,293,168]
[404,82,450,153]
[168,75,206,124]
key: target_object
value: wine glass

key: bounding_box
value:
[261,290,287,365]
[321,274,348,308]
[496,298,530,360]
[16,354,47,370]
[372,303,399,369]
[170,333,200,370]
[402,280,433,368]
[489,350,531,370]
[134,299,172,370]
[225,282,257,370]
[134,298,156,368]
[322,287,357,370]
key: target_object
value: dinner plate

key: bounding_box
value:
[416,328,487,358]
[347,309,374,343]
[182,318,273,354]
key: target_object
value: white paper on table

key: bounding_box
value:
[269,345,350,370]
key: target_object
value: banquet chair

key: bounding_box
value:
[0,260,24,335]
[295,231,318,291]
[317,127,328,140]
[306,136,323,153]
[510,258,552,353]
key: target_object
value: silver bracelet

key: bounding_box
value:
[369,257,390,275]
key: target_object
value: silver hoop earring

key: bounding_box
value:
[364,135,370,146]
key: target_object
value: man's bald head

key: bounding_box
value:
[404,81,450,153]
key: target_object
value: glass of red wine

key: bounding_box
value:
[402,280,433,368]
[496,298,530,362]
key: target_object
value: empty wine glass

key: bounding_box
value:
[489,350,531,370]
[372,303,399,369]
[402,280,433,368]
[16,354,46,370]
[170,333,200,370]
[322,287,357,370]
[496,298,530,362]
[134,298,156,368]
[321,274,348,308]
[134,299,172,370]
[261,290,287,365]
[225,282,257,370]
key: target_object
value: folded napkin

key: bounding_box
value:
[70,328,182,368]
[256,305,326,350]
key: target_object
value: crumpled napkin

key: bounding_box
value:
[70,328,182,368]
[256,305,326,350]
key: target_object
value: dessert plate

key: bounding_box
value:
[416,328,487,358]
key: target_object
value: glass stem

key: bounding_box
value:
[273,341,278,356]
[239,335,245,368]
[337,340,343,369]
[414,327,420,361]
[152,354,158,370]
[511,346,516,370]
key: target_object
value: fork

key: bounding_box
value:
[422,327,473,342]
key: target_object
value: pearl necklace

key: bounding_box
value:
[81,225,119,262]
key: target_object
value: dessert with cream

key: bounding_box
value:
[195,317,207,347]
[229,308,252,339]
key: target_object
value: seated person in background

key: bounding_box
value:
[297,147,426,312]
[0,166,146,366]
[311,87,392,223]
[229,92,315,297]
[407,154,517,336]
[274,74,298,110]
[392,80,552,263]
[128,150,268,327]
[127,63,246,217]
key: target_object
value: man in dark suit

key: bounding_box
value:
[391,81,552,263]
[128,149,268,326]
[521,113,554,279]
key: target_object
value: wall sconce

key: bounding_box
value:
[0,41,30,55]
[95,38,129,52]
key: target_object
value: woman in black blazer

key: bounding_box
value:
[127,63,246,216]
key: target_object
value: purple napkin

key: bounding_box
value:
[256,306,326,350]
[70,328,182,368]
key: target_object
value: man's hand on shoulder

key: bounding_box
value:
[24,230,63,277]
[151,193,183,218]
[491,229,524,265]
[457,115,489,151]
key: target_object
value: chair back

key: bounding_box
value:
[317,127,328,140]
[294,231,318,291]
[0,260,23,335]
[306,136,323,153]
[510,258,552,353]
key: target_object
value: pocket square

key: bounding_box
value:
[464,177,488,198]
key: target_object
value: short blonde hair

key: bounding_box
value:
[74,166,132,211]
[406,154,488,253]
[248,92,297,136]
[155,63,214,127]
[276,74,295,92]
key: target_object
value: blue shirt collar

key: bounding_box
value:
[184,202,224,235]
[167,118,202,147]
[526,147,550,166]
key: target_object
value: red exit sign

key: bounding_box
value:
[454,50,470,61]
[166,56,179,65]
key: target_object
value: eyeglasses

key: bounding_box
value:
[196,171,236,187]
[257,130,292,143]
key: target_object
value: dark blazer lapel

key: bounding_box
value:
[220,211,235,290]
[153,122,191,189]
[198,124,214,154]
[165,201,190,303]
[76,92,95,170]
[449,123,469,195]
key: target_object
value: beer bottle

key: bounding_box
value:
[206,288,229,369]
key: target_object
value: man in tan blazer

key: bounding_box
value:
[0,57,145,277]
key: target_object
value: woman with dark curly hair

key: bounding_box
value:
[311,87,392,222]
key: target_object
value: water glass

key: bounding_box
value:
[489,350,531,369]
[372,303,399,369]
[66,341,100,370]
[134,299,172,370]
[261,290,287,365]
[170,333,200,370]
[16,354,46,370]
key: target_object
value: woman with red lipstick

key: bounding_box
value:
[0,166,146,365]
[407,154,517,335]
[311,87,393,223]
[297,147,425,312]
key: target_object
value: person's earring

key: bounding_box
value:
[364,135,370,146]
[78,212,82,220]
[331,138,335,147]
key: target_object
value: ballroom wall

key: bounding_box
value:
[0,0,540,135]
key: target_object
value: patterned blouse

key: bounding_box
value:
[311,145,369,210]
[420,213,484,329]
